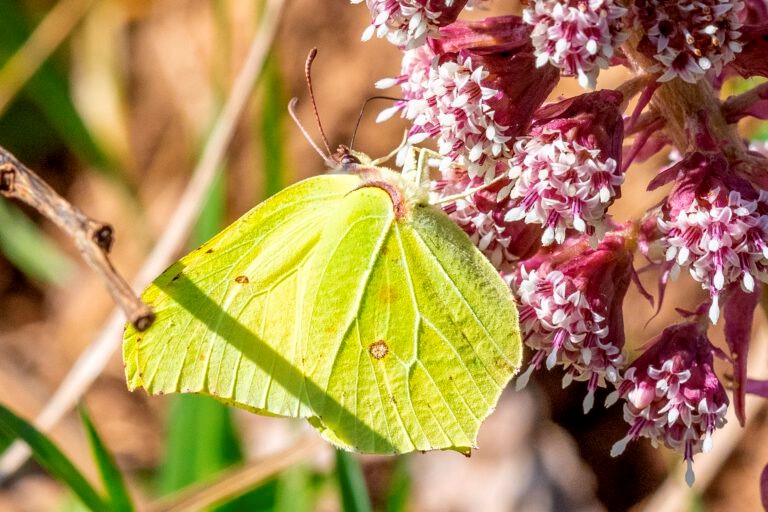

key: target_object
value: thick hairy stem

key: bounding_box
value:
[621,32,746,159]
[0,146,154,330]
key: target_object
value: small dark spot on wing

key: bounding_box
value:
[171,272,182,282]
[206,248,214,254]
[235,275,250,284]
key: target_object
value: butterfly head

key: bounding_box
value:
[330,145,376,174]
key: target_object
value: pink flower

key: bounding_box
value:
[504,90,625,245]
[651,150,768,324]
[609,321,729,486]
[353,0,469,48]
[524,0,629,88]
[377,17,559,179]
[633,0,744,83]
[510,229,634,412]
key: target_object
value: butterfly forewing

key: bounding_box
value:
[124,175,358,417]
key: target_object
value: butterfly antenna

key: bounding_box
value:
[288,97,333,165]
[305,48,332,156]
[349,95,404,150]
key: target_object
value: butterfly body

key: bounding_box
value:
[123,154,521,454]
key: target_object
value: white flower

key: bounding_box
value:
[524,0,629,88]
[504,132,623,246]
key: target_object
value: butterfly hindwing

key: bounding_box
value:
[304,197,521,454]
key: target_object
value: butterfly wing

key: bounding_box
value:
[124,175,521,455]
[123,174,359,418]
[302,193,521,454]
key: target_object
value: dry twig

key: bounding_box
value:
[145,437,322,512]
[0,146,153,330]
[0,0,286,478]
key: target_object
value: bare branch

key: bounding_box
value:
[0,146,153,330]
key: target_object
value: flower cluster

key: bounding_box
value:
[524,0,629,88]
[633,0,745,82]
[659,185,768,323]
[505,90,625,246]
[353,0,768,496]
[510,231,633,413]
[353,0,469,48]
[608,322,729,485]
[378,17,559,178]
[648,145,768,324]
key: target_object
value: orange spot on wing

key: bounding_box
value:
[369,340,389,360]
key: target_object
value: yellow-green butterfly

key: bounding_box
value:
[123,78,521,454]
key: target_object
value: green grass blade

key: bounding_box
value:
[159,395,243,493]
[0,0,111,170]
[274,465,314,512]
[259,54,286,198]
[79,407,133,512]
[335,451,372,512]
[0,404,107,511]
[385,458,411,512]
[0,197,74,284]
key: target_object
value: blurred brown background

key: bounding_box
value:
[1,1,767,511]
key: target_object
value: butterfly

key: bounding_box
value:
[123,52,521,455]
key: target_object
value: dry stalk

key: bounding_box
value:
[144,436,322,512]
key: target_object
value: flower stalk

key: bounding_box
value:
[621,30,746,157]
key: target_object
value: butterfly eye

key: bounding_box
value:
[341,154,361,166]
